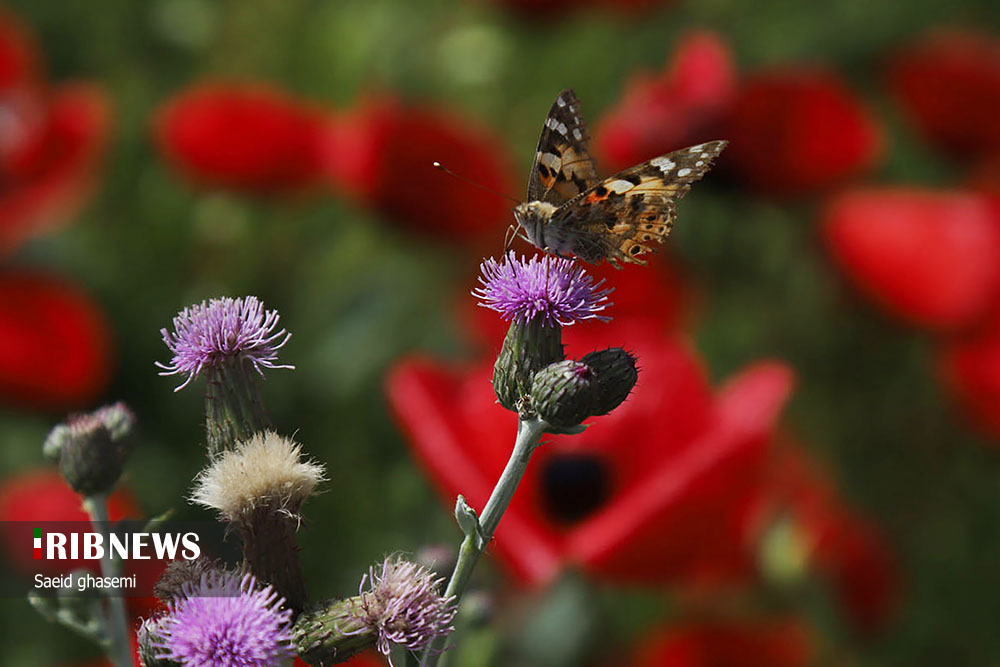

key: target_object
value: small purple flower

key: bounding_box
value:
[157,296,293,390]
[156,572,294,667]
[347,556,457,663]
[473,252,612,326]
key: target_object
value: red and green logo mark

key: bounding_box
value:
[34,528,41,559]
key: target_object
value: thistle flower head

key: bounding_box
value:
[190,431,326,523]
[156,572,294,667]
[157,296,293,391]
[473,252,612,326]
[347,556,457,662]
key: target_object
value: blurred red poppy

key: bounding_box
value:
[939,309,1000,440]
[822,188,1000,330]
[0,11,110,256]
[721,69,882,196]
[323,96,516,242]
[0,467,165,620]
[386,316,794,588]
[155,82,325,193]
[629,618,813,667]
[595,32,880,196]
[765,445,900,634]
[0,272,112,408]
[595,31,735,173]
[0,468,139,577]
[888,30,1000,160]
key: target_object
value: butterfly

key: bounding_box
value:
[512,89,727,267]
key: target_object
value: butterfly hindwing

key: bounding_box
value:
[526,89,600,205]
[549,140,728,266]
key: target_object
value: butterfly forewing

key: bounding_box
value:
[548,140,728,266]
[526,89,600,205]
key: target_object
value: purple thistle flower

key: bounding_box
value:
[157,296,293,391]
[156,572,294,667]
[346,556,457,663]
[473,252,612,326]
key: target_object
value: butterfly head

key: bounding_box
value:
[513,200,557,250]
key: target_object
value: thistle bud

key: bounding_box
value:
[581,347,638,415]
[530,360,599,430]
[57,420,122,496]
[493,319,564,412]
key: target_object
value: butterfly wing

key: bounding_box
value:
[526,89,601,205]
[548,140,728,266]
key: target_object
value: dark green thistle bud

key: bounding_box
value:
[581,347,639,415]
[44,402,135,463]
[493,320,564,412]
[58,421,121,496]
[48,403,136,496]
[531,360,599,429]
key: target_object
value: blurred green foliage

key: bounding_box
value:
[4,0,1000,665]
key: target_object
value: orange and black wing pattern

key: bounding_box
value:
[551,140,728,266]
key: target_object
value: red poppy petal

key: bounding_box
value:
[325,97,517,241]
[0,468,140,577]
[723,69,882,195]
[595,31,735,172]
[568,361,795,585]
[888,30,1000,159]
[385,358,564,585]
[0,272,113,408]
[0,84,110,256]
[767,445,900,633]
[0,10,38,90]
[938,310,1000,440]
[155,82,325,192]
[632,618,813,667]
[823,188,1000,330]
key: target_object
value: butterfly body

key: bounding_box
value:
[517,89,727,267]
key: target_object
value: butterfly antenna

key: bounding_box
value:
[432,161,520,204]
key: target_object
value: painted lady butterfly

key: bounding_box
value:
[514,89,727,267]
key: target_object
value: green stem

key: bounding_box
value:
[419,417,546,667]
[83,494,133,667]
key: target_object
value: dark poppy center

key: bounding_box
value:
[539,453,610,524]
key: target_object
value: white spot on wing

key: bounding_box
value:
[700,152,710,159]
[540,152,561,169]
[695,161,704,167]
[556,122,568,136]
[556,96,567,107]
[650,156,675,173]
[606,179,634,194]
[687,144,705,152]
[677,168,692,177]
[573,128,583,141]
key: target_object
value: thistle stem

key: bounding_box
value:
[83,494,133,667]
[418,417,546,667]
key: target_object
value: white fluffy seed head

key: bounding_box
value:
[190,431,326,522]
